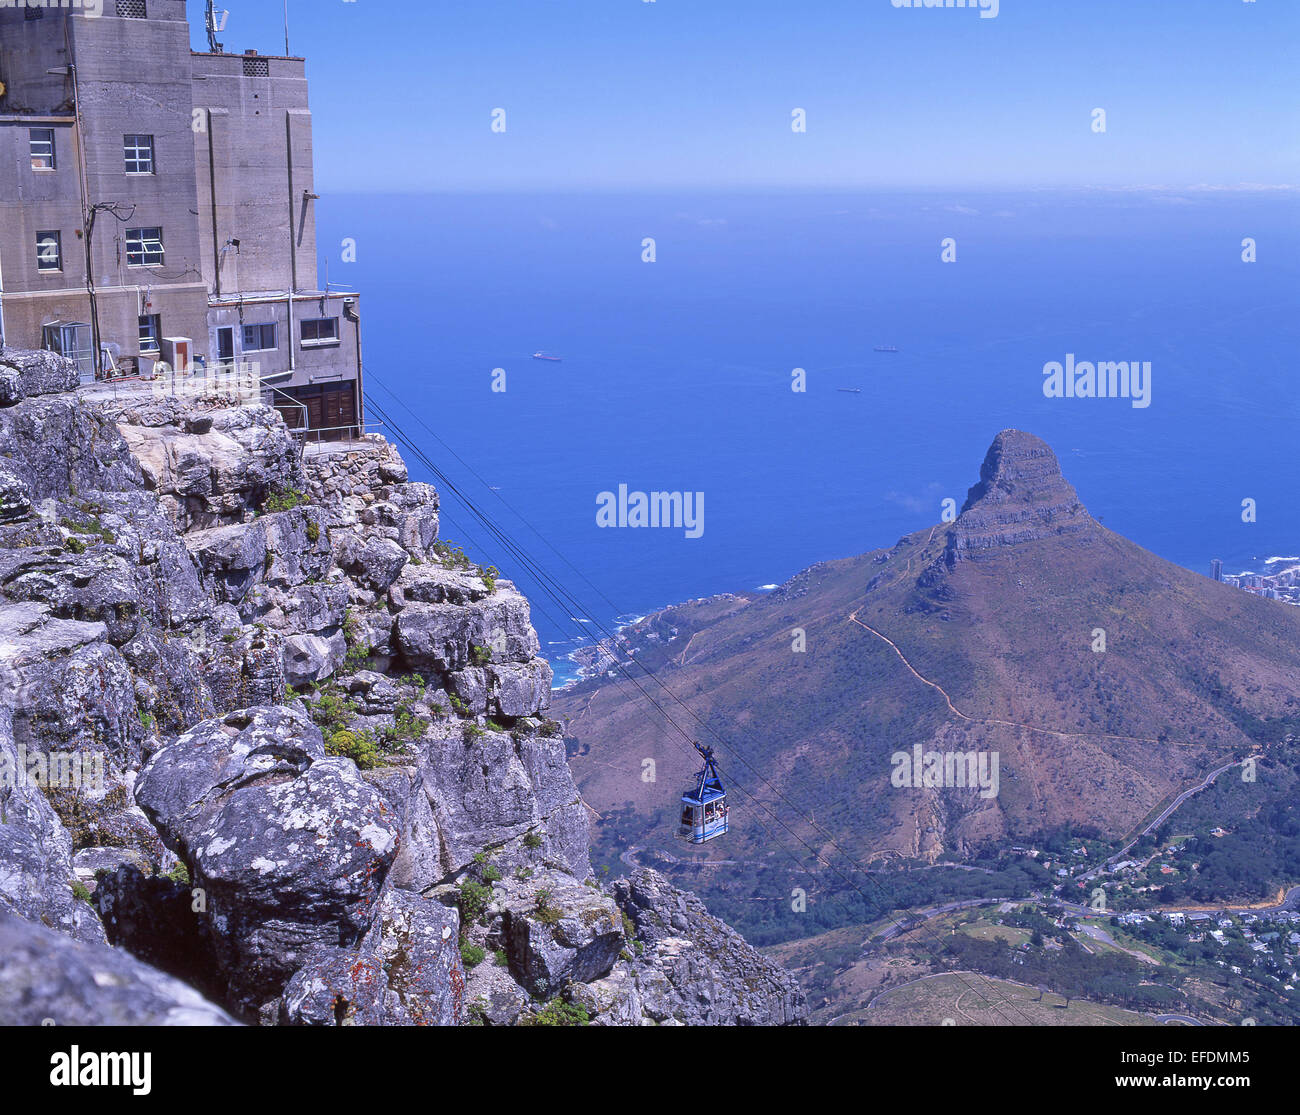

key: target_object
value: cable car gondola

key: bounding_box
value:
[679,741,728,844]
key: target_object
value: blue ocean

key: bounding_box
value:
[319,190,1300,684]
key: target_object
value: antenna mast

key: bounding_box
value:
[205,1,224,54]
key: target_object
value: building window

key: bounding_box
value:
[138,314,161,354]
[24,5,44,20]
[36,231,62,272]
[300,317,340,346]
[116,0,147,17]
[29,128,55,171]
[125,227,164,267]
[241,323,277,352]
[124,134,155,175]
[243,56,270,78]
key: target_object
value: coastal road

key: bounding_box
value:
[1086,760,1245,882]
[1133,761,1242,841]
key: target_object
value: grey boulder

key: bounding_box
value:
[134,706,401,1015]
[0,908,236,1026]
[279,888,463,1026]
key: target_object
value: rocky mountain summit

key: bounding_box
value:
[0,348,805,1026]
[948,429,1093,561]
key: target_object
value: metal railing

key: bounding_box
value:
[294,421,386,453]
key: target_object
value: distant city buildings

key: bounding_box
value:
[1212,558,1300,607]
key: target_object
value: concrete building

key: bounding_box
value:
[0,0,362,437]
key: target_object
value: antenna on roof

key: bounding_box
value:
[284,0,291,57]
[205,1,227,54]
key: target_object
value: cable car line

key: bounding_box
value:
[367,387,1040,1025]
[365,385,1039,1026]
[366,401,879,909]
[368,392,1037,1025]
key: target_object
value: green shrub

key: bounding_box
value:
[523,830,544,851]
[518,1000,589,1027]
[391,703,430,743]
[306,520,321,544]
[165,862,190,886]
[433,540,471,570]
[310,690,356,735]
[60,516,116,546]
[339,611,371,669]
[460,943,486,969]
[261,487,307,514]
[326,729,383,770]
[470,644,493,667]
[345,643,371,670]
[534,888,562,927]
[458,879,494,927]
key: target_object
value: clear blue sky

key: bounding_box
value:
[192,1,1299,192]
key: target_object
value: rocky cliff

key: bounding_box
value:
[0,347,806,1027]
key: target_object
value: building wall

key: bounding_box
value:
[206,291,360,391]
[0,3,207,361]
[191,51,317,296]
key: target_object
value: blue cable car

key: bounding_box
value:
[679,742,729,844]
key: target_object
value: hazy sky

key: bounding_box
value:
[192,1,1299,193]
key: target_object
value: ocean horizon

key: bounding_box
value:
[319,188,1300,684]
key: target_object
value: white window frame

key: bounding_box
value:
[30,128,55,171]
[125,227,164,268]
[241,323,278,352]
[300,317,340,347]
[36,230,62,273]
[124,134,155,175]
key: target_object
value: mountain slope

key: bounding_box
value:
[555,430,1300,868]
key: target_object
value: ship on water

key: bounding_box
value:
[874,345,899,353]
[533,352,563,362]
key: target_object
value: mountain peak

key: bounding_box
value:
[951,430,1092,557]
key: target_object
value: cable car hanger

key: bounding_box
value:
[680,741,729,844]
